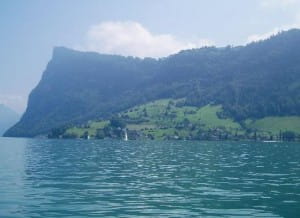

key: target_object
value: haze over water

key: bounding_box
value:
[0,138,299,217]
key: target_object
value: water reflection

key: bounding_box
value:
[0,137,26,218]
[0,138,299,217]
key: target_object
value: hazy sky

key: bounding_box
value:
[1,0,300,113]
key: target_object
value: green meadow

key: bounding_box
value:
[63,99,300,140]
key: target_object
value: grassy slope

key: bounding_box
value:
[246,116,300,134]
[65,120,108,137]
[124,99,240,128]
[64,98,300,139]
[122,99,242,139]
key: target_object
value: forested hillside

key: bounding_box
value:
[5,29,300,137]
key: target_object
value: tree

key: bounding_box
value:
[96,129,105,139]
[182,118,190,128]
[82,131,89,139]
[282,131,296,141]
[48,127,66,138]
[110,117,126,129]
[143,108,148,117]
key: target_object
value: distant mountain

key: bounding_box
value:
[0,104,19,136]
[4,29,300,137]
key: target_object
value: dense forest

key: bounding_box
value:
[4,29,300,137]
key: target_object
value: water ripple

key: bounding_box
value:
[0,138,299,217]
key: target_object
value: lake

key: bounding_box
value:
[0,137,299,217]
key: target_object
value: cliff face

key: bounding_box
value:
[5,47,159,137]
[5,29,300,137]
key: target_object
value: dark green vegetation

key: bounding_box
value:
[4,29,300,138]
[0,104,19,136]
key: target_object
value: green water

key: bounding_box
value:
[0,138,299,217]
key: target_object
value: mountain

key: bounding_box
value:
[0,104,19,136]
[4,29,300,137]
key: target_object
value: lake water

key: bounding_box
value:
[0,138,299,217]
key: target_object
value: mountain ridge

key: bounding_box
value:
[4,29,300,137]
